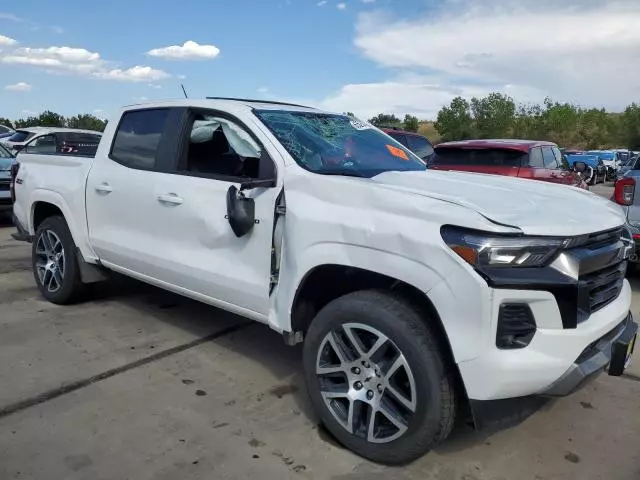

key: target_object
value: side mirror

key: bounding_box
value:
[226,185,256,238]
[12,144,24,152]
[574,161,586,173]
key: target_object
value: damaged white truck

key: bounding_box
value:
[11,98,638,464]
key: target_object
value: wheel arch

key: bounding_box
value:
[28,190,97,262]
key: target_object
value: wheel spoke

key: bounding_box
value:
[367,407,377,442]
[342,325,365,357]
[47,269,57,291]
[385,384,416,412]
[367,336,388,359]
[52,268,63,290]
[378,401,409,434]
[317,365,346,375]
[384,355,407,380]
[327,332,350,365]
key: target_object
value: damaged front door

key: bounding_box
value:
[149,109,281,318]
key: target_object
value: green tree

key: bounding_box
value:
[14,116,39,128]
[66,114,107,132]
[343,112,355,117]
[470,93,515,139]
[368,113,402,128]
[0,117,13,129]
[576,108,611,150]
[434,97,475,141]
[403,114,419,132]
[36,110,66,127]
[621,103,640,150]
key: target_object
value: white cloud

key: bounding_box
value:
[0,45,170,83]
[347,0,640,114]
[96,66,169,82]
[0,12,22,22]
[317,1,327,6]
[50,26,64,34]
[21,109,37,116]
[0,34,17,46]
[148,83,162,89]
[361,0,375,3]
[5,81,32,92]
[337,3,346,10]
[257,86,269,93]
[147,40,220,60]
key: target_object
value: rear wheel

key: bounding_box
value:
[32,216,84,304]
[303,290,456,465]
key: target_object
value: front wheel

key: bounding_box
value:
[32,215,84,304]
[303,291,456,465]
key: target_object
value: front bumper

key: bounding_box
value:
[11,213,32,242]
[544,312,637,395]
[458,281,633,401]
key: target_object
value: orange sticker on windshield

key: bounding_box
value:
[386,144,409,160]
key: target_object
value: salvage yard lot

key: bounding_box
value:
[0,216,639,480]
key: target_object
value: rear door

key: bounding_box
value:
[86,107,182,275]
[551,145,576,186]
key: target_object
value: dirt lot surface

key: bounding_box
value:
[1,209,639,480]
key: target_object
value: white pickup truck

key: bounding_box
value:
[11,98,638,464]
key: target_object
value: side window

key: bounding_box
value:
[25,134,57,155]
[110,109,169,169]
[179,112,264,179]
[57,132,102,157]
[406,135,434,159]
[388,132,408,147]
[529,148,544,168]
[552,146,568,169]
[541,147,558,168]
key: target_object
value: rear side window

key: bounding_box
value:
[529,148,544,168]
[406,135,434,159]
[7,130,35,143]
[541,147,558,168]
[431,148,526,167]
[58,132,102,157]
[387,132,408,147]
[110,109,169,169]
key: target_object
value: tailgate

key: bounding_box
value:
[429,164,520,177]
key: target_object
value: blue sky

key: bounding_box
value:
[1,0,640,122]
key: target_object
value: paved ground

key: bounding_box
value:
[1,203,640,480]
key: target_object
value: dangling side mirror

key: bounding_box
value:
[226,185,256,238]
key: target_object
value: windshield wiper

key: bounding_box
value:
[318,168,372,178]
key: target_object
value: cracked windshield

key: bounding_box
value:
[255,111,426,178]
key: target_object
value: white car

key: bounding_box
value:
[11,98,638,464]
[0,127,102,155]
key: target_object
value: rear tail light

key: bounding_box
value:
[614,177,635,206]
[10,162,20,203]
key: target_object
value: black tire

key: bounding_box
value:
[303,290,456,465]
[32,215,84,304]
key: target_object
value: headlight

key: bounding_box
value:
[441,226,566,268]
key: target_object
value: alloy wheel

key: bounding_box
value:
[35,229,65,293]
[315,322,417,444]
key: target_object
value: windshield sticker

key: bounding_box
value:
[386,144,409,160]
[349,118,372,130]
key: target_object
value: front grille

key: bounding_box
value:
[581,261,626,313]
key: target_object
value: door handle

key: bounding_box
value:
[157,193,183,206]
[95,183,113,194]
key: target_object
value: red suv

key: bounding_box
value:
[381,127,434,162]
[429,139,587,189]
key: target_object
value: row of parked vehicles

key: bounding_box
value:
[2,102,638,464]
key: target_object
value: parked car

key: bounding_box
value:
[380,127,434,162]
[0,142,15,219]
[429,139,588,189]
[586,150,619,180]
[11,99,637,464]
[565,154,606,185]
[0,124,14,135]
[1,127,102,155]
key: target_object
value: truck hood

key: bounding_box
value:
[372,170,625,236]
